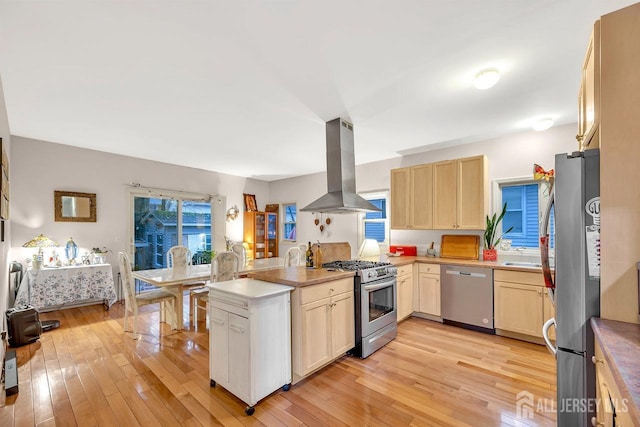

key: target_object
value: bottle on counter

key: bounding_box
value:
[314,240,323,269]
[306,241,314,268]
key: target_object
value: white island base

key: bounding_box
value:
[207,278,294,415]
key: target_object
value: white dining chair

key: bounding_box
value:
[118,252,176,338]
[191,251,240,327]
[284,247,302,267]
[231,243,247,266]
[168,245,206,322]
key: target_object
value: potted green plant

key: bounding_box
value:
[483,203,513,261]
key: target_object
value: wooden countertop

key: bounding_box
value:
[248,255,545,288]
[383,255,547,273]
[591,318,640,422]
[247,266,355,287]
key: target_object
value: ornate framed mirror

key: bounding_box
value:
[54,191,97,222]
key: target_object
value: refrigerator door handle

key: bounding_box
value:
[542,317,557,357]
[540,190,556,294]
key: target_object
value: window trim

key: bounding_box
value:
[358,191,390,250]
[492,177,547,255]
[282,202,297,242]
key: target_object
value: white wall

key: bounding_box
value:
[270,123,577,258]
[0,75,11,361]
[10,136,270,274]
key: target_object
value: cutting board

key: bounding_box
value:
[439,235,480,260]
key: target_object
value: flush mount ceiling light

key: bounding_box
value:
[473,68,501,90]
[533,117,555,131]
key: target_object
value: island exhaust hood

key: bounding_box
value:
[301,118,381,213]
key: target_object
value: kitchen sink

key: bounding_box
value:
[501,261,543,268]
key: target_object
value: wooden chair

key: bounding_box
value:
[118,252,176,338]
[284,247,302,267]
[191,251,240,326]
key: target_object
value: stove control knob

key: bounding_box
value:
[368,271,376,279]
[389,267,398,275]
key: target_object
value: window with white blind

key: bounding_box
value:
[359,192,389,245]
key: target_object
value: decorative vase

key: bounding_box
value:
[482,248,498,261]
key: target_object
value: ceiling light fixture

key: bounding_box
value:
[533,118,554,131]
[473,68,500,90]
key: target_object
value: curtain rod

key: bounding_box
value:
[125,182,217,202]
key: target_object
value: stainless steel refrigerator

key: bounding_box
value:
[541,149,600,426]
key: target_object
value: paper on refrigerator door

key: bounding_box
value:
[585,227,600,279]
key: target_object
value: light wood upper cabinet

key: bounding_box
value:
[433,155,488,230]
[433,160,457,230]
[390,164,433,230]
[390,168,410,229]
[410,164,433,229]
[578,20,601,151]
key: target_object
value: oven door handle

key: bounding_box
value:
[363,279,396,292]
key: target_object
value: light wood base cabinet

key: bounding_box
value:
[494,270,555,342]
[416,263,440,317]
[291,278,354,384]
[396,264,414,321]
[594,340,634,426]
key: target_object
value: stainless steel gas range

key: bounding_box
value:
[323,260,398,358]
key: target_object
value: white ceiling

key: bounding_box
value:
[0,1,636,181]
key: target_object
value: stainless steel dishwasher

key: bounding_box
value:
[440,264,494,332]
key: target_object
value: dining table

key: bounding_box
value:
[130,257,285,329]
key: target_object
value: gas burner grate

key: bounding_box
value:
[322,260,392,271]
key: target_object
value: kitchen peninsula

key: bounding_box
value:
[248,266,356,384]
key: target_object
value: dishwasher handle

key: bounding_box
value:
[445,270,487,279]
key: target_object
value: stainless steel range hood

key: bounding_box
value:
[301,118,381,213]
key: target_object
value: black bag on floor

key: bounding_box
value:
[6,305,42,347]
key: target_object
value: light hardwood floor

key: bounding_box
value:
[0,301,557,426]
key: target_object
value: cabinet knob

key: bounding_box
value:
[591,416,604,426]
[538,289,542,296]
[330,288,334,292]
[591,355,603,365]
[576,134,584,142]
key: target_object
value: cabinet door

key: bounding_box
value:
[330,291,355,358]
[433,160,457,229]
[543,291,556,341]
[397,274,414,320]
[494,282,543,337]
[210,307,229,383]
[267,212,278,257]
[410,164,433,229]
[417,273,440,316]
[228,313,250,401]
[579,20,600,150]
[390,168,410,229]
[457,156,487,229]
[300,298,332,374]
